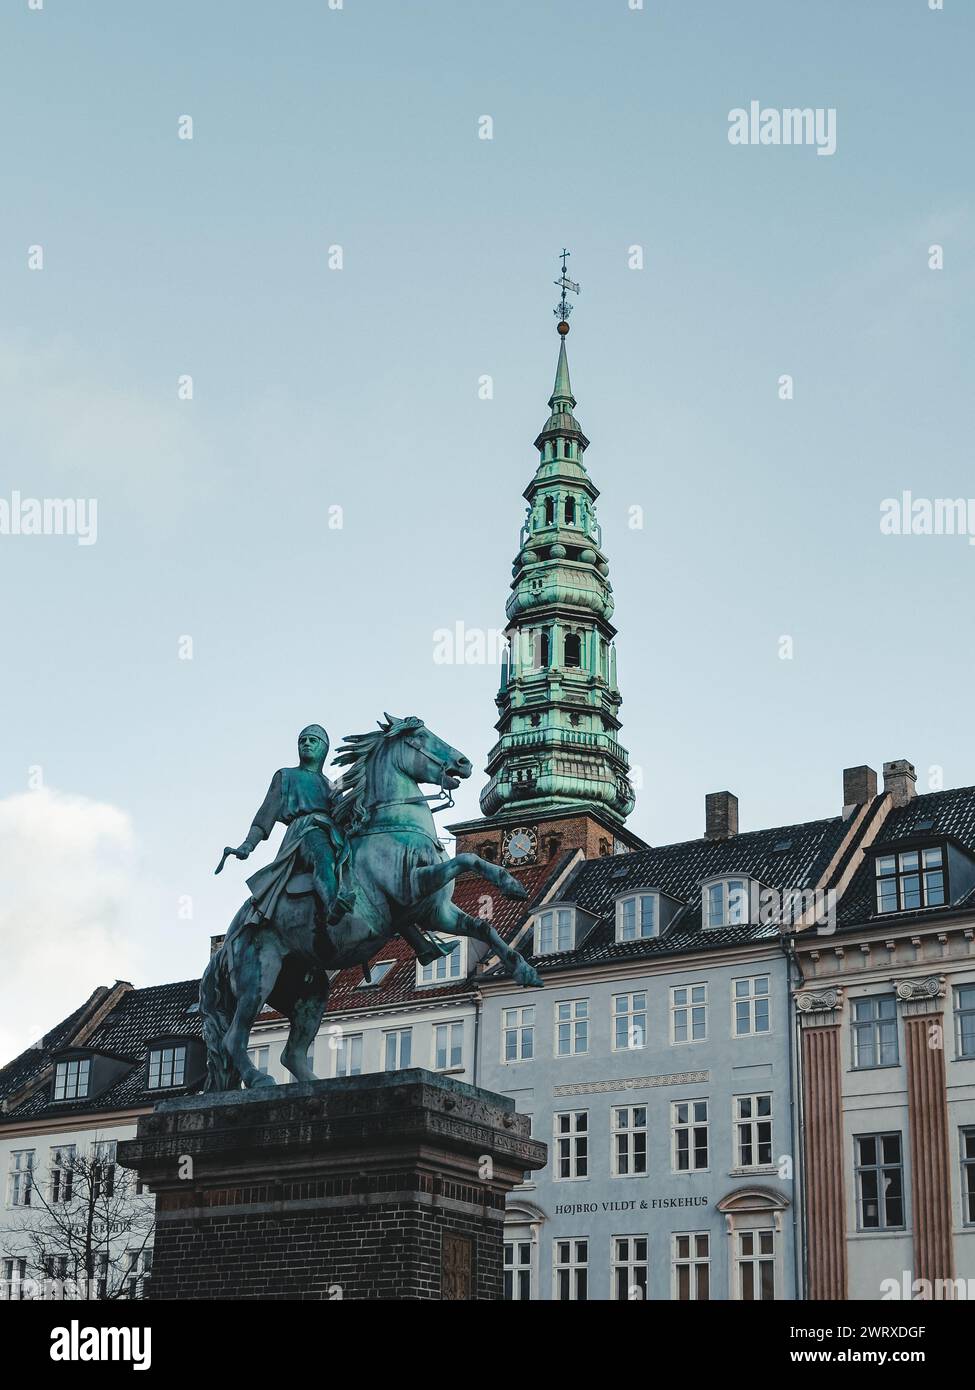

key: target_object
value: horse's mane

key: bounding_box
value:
[331,713,421,831]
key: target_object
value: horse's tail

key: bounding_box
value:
[200,936,242,1093]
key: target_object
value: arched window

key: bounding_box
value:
[544,497,555,526]
[564,633,582,668]
[565,496,576,525]
[540,631,550,667]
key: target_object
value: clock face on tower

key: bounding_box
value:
[502,827,538,866]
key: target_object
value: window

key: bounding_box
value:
[855,1133,905,1230]
[733,976,770,1036]
[536,909,574,955]
[418,940,464,985]
[564,634,582,668]
[734,1094,773,1168]
[612,1105,648,1176]
[53,1057,90,1102]
[384,1028,412,1071]
[7,1149,34,1207]
[124,1249,153,1299]
[91,1141,116,1200]
[616,894,657,941]
[434,1021,464,1070]
[705,879,748,928]
[334,1033,363,1077]
[611,1235,648,1300]
[44,1254,69,1294]
[961,1128,975,1225]
[673,1232,710,1300]
[955,985,975,1059]
[555,999,589,1057]
[503,1240,532,1300]
[539,631,550,667]
[736,1230,775,1300]
[671,983,708,1044]
[672,1100,709,1172]
[554,1110,588,1180]
[565,497,576,526]
[544,496,555,525]
[503,1007,535,1063]
[147,1044,186,1090]
[612,992,647,1051]
[49,1145,76,1203]
[86,1252,109,1300]
[2,1258,27,1301]
[358,959,394,989]
[875,847,946,912]
[553,1239,588,1301]
[852,995,898,1068]
[247,1045,270,1076]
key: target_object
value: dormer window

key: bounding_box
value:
[357,959,395,989]
[875,847,945,913]
[147,1044,187,1090]
[53,1058,90,1102]
[536,908,574,955]
[705,878,749,928]
[616,894,658,942]
[417,937,466,986]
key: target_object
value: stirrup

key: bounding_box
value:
[416,935,458,966]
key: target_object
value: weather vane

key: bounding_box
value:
[554,248,580,335]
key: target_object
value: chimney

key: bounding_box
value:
[883,759,917,808]
[705,791,738,840]
[843,765,878,817]
[210,933,226,956]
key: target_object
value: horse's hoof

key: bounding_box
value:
[513,961,543,989]
[248,1073,277,1090]
[502,876,530,901]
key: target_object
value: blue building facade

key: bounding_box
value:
[477,808,851,1300]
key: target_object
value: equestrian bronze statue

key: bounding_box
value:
[201,715,542,1091]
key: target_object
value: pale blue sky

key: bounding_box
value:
[0,0,972,1045]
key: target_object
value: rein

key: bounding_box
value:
[365,735,457,817]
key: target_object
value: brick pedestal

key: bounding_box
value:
[117,1069,546,1301]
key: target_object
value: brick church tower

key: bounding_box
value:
[449,262,646,868]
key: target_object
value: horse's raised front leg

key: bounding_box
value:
[411,852,529,904]
[225,936,285,1088]
[425,898,543,990]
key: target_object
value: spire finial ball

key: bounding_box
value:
[557,320,570,336]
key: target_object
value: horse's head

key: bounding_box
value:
[380,713,472,791]
[332,715,472,829]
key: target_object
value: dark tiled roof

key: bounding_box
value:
[494,814,851,973]
[837,786,975,928]
[0,979,205,1124]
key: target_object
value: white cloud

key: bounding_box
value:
[0,788,145,1067]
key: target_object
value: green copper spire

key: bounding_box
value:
[549,336,575,410]
[479,276,635,828]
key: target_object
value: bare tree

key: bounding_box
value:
[0,1137,154,1300]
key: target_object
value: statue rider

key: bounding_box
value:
[217,724,454,969]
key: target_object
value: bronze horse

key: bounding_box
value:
[201,715,542,1090]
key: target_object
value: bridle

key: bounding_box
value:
[356,733,459,829]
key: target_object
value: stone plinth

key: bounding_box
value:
[117,1069,546,1301]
